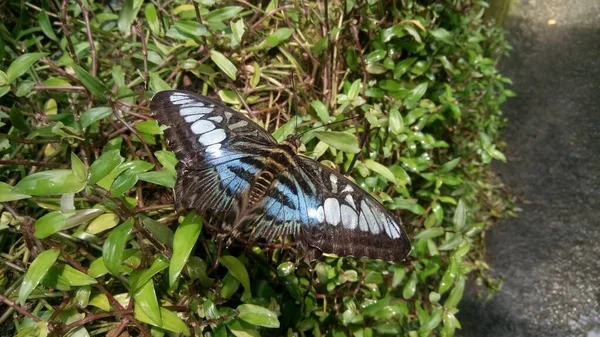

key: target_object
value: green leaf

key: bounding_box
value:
[311,100,330,123]
[218,255,251,300]
[89,149,124,185]
[135,119,163,135]
[430,28,453,44]
[74,65,108,98]
[169,212,203,287]
[382,25,406,42]
[272,116,299,142]
[361,160,395,184]
[231,20,245,45]
[6,52,47,84]
[131,255,170,293]
[227,319,261,337]
[140,215,174,250]
[38,10,58,41]
[56,264,98,286]
[35,211,69,239]
[138,171,175,188]
[438,157,461,173]
[220,272,241,299]
[265,28,293,47]
[388,108,404,134]
[390,198,426,215]
[379,79,402,92]
[102,219,134,275]
[210,50,237,80]
[149,72,171,93]
[347,79,362,100]
[18,249,60,305]
[414,227,444,240]
[71,153,88,182]
[174,21,209,38]
[404,82,428,108]
[444,276,465,309]
[314,131,360,154]
[155,150,177,177]
[133,277,162,326]
[87,212,120,234]
[237,304,280,328]
[135,306,190,336]
[402,272,417,299]
[118,0,142,33]
[453,198,467,230]
[13,170,86,196]
[0,182,31,202]
[110,169,138,196]
[144,3,160,35]
[205,6,243,22]
[393,57,417,78]
[80,107,112,128]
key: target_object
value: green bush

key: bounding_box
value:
[0,0,515,336]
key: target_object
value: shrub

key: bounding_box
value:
[0,0,514,336]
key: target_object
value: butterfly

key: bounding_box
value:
[151,90,411,262]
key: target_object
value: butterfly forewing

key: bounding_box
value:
[151,90,411,262]
[151,91,274,216]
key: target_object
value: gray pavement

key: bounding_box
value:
[458,0,600,336]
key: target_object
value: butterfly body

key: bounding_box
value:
[151,90,411,262]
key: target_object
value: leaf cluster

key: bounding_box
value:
[0,0,515,336]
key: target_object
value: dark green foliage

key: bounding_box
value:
[0,0,515,336]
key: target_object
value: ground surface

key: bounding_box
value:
[458,0,600,336]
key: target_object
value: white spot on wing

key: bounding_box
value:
[208,116,223,123]
[341,204,358,229]
[324,198,341,226]
[169,94,189,103]
[184,115,203,123]
[228,120,248,130]
[330,174,338,193]
[387,218,401,239]
[359,211,369,231]
[205,144,222,154]
[180,106,212,116]
[308,206,325,223]
[361,201,380,234]
[199,129,226,146]
[181,102,204,108]
[191,120,216,134]
[342,185,354,193]
[344,194,356,209]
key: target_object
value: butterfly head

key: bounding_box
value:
[282,134,302,153]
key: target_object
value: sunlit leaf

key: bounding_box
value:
[314,131,360,154]
[18,249,60,305]
[237,304,280,328]
[6,53,47,84]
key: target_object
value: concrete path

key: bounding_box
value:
[458,0,600,336]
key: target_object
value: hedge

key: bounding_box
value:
[0,0,515,336]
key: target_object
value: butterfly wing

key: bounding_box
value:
[246,155,411,262]
[151,90,275,217]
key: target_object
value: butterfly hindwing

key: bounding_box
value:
[244,155,411,262]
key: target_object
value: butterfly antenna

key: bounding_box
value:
[291,70,299,136]
[298,115,362,136]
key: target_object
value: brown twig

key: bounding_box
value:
[136,21,149,88]
[0,160,66,168]
[76,0,98,76]
[60,0,79,63]
[0,294,41,323]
